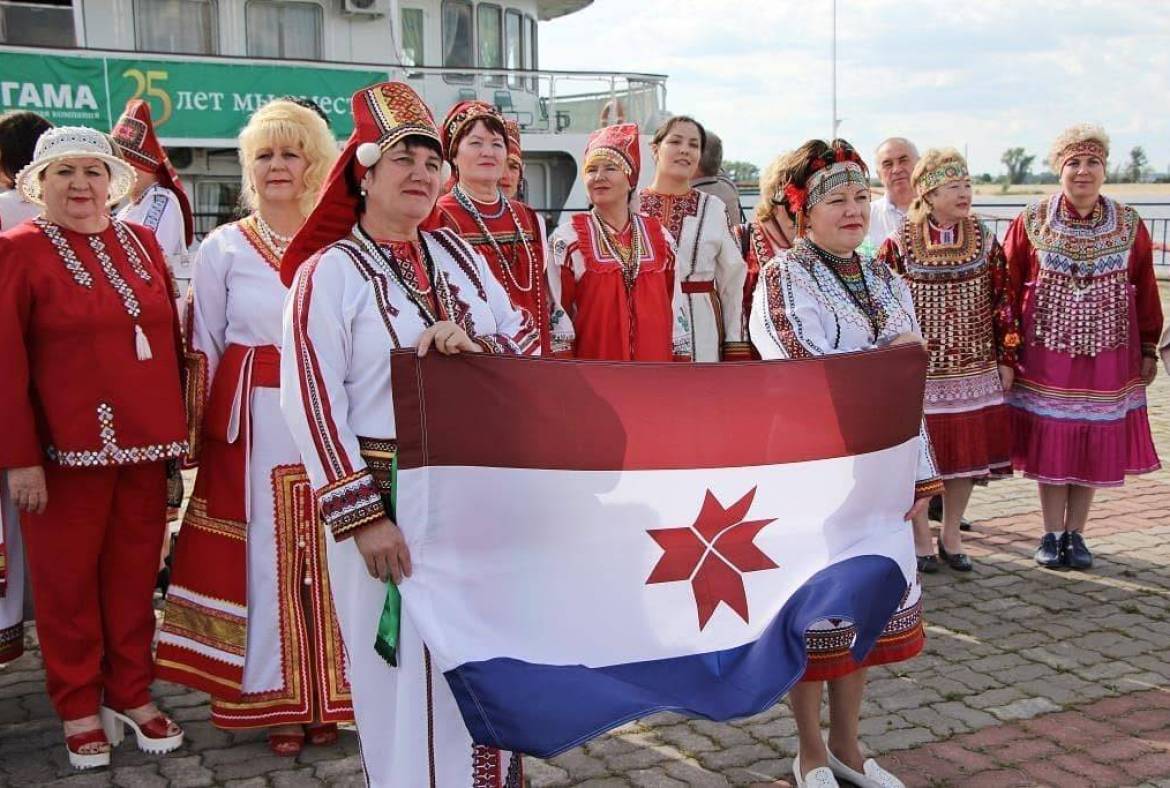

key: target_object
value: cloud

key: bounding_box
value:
[541,0,1170,174]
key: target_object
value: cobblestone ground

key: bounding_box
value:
[3,287,1170,787]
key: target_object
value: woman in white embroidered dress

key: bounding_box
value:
[280,81,536,787]
[156,99,353,755]
[749,139,940,788]
[638,115,750,361]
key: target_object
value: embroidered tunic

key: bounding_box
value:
[548,212,691,361]
[281,226,533,787]
[733,219,792,355]
[1004,194,1162,486]
[750,239,939,681]
[878,217,1019,480]
[434,191,550,352]
[0,219,186,470]
[118,183,192,294]
[637,188,750,360]
[156,217,353,728]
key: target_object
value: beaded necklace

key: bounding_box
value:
[353,225,454,326]
[451,183,536,293]
[808,240,883,339]
[591,209,643,292]
[254,212,294,259]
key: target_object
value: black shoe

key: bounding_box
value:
[938,540,973,572]
[1066,531,1093,570]
[1035,533,1065,568]
[959,517,974,532]
[928,496,943,522]
[917,554,940,574]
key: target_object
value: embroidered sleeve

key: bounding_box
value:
[666,242,692,361]
[986,234,1021,366]
[710,201,751,360]
[474,242,541,356]
[547,229,578,358]
[1129,221,1164,355]
[0,239,43,468]
[183,231,231,465]
[1001,214,1034,322]
[282,253,383,539]
[748,262,823,359]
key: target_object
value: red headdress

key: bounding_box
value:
[584,123,641,188]
[440,100,506,164]
[504,119,523,168]
[280,81,440,286]
[782,141,869,235]
[110,99,195,245]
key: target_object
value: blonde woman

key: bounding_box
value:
[155,100,353,754]
[1004,125,1162,570]
[734,153,796,335]
[877,148,1020,572]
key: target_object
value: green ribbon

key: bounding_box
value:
[373,453,401,667]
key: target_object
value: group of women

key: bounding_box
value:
[0,78,1162,788]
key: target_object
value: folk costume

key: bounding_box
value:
[0,128,186,719]
[111,100,196,295]
[548,124,691,361]
[155,211,354,729]
[280,82,535,787]
[637,182,750,361]
[433,101,551,352]
[748,154,939,680]
[733,217,793,356]
[1004,178,1162,486]
[876,160,1020,480]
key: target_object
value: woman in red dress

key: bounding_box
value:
[547,123,690,361]
[431,101,549,351]
[0,126,186,768]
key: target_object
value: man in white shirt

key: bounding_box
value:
[867,136,919,248]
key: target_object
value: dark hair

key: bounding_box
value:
[0,111,52,181]
[348,133,444,215]
[697,130,723,177]
[775,138,868,222]
[280,96,331,128]
[652,115,707,154]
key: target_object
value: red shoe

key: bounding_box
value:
[306,722,338,746]
[65,727,111,770]
[99,706,184,754]
[268,729,306,756]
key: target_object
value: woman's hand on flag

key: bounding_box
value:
[417,321,481,357]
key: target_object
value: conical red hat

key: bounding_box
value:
[281,81,440,286]
[110,99,194,245]
[505,119,523,166]
[585,123,640,187]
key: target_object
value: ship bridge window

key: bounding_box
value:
[504,9,521,88]
[135,0,219,55]
[441,0,473,82]
[246,1,323,60]
[0,0,75,47]
[400,7,424,67]
[477,3,502,85]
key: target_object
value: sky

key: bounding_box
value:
[541,0,1170,177]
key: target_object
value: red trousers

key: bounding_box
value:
[21,462,166,720]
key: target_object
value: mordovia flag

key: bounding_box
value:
[390,346,927,758]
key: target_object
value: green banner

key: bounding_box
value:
[0,49,388,141]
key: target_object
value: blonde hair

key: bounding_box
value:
[908,147,967,224]
[239,99,338,218]
[1048,123,1109,173]
[754,152,790,222]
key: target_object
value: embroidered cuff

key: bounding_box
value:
[474,335,507,354]
[317,469,385,540]
[915,478,944,500]
[721,341,754,361]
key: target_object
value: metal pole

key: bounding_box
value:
[831,0,838,139]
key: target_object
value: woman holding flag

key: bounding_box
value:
[749,138,940,788]
[279,81,536,785]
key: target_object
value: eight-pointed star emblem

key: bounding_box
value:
[645,487,778,629]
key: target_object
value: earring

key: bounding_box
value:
[360,188,367,198]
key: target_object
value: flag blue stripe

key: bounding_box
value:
[444,554,908,758]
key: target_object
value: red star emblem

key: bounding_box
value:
[645,487,778,629]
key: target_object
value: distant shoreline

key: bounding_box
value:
[971,183,1170,197]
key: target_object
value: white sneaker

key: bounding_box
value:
[826,750,905,788]
[793,752,840,788]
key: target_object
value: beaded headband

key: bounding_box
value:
[1056,140,1108,171]
[915,161,969,196]
[584,148,632,178]
[804,161,868,210]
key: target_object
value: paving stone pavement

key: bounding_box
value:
[3,286,1169,787]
